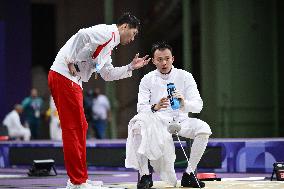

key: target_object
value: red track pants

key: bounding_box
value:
[48,70,88,184]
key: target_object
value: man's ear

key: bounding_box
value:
[123,23,128,29]
[118,23,127,31]
[172,56,175,63]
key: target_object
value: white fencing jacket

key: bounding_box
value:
[51,24,132,87]
[3,110,25,136]
[137,67,203,121]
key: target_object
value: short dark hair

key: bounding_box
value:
[117,12,141,30]
[151,41,173,57]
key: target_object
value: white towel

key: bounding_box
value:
[125,112,177,186]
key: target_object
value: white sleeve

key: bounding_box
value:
[182,73,203,113]
[99,60,132,81]
[66,27,111,63]
[137,77,152,113]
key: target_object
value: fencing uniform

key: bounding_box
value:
[2,110,31,141]
[91,94,110,139]
[126,67,212,185]
[48,24,132,185]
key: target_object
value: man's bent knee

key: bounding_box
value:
[196,121,212,136]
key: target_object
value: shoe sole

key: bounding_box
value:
[137,183,150,189]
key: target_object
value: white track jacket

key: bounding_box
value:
[51,24,132,87]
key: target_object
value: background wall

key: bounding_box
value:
[0,0,283,138]
[201,0,283,137]
[0,0,32,121]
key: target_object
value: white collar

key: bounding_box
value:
[112,24,120,47]
[155,66,176,80]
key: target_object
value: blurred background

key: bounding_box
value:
[0,0,283,139]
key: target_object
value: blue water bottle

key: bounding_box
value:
[167,83,180,110]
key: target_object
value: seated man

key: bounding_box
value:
[125,42,212,188]
[2,104,31,141]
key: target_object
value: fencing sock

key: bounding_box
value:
[133,134,150,176]
[186,134,209,173]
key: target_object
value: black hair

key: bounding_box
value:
[117,12,141,30]
[151,41,173,57]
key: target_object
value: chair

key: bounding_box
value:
[0,125,9,141]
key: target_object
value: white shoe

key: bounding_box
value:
[65,183,93,189]
[86,179,103,187]
[64,180,95,189]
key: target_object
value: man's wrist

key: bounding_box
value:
[127,62,135,71]
[151,104,158,113]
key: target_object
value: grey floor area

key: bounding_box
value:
[0,167,272,189]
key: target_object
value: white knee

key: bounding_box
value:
[196,121,212,136]
[195,133,210,139]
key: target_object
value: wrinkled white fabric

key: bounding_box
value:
[125,112,177,186]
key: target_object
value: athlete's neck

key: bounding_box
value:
[160,68,172,75]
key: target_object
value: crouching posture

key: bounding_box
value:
[125,42,212,188]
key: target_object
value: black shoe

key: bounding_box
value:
[137,174,153,189]
[181,172,205,188]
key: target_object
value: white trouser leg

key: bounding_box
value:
[10,128,31,141]
[133,134,150,175]
[186,134,209,173]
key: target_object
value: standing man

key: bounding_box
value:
[22,88,43,139]
[91,87,111,139]
[125,42,211,188]
[48,12,150,189]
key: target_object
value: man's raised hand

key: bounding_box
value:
[130,53,151,70]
